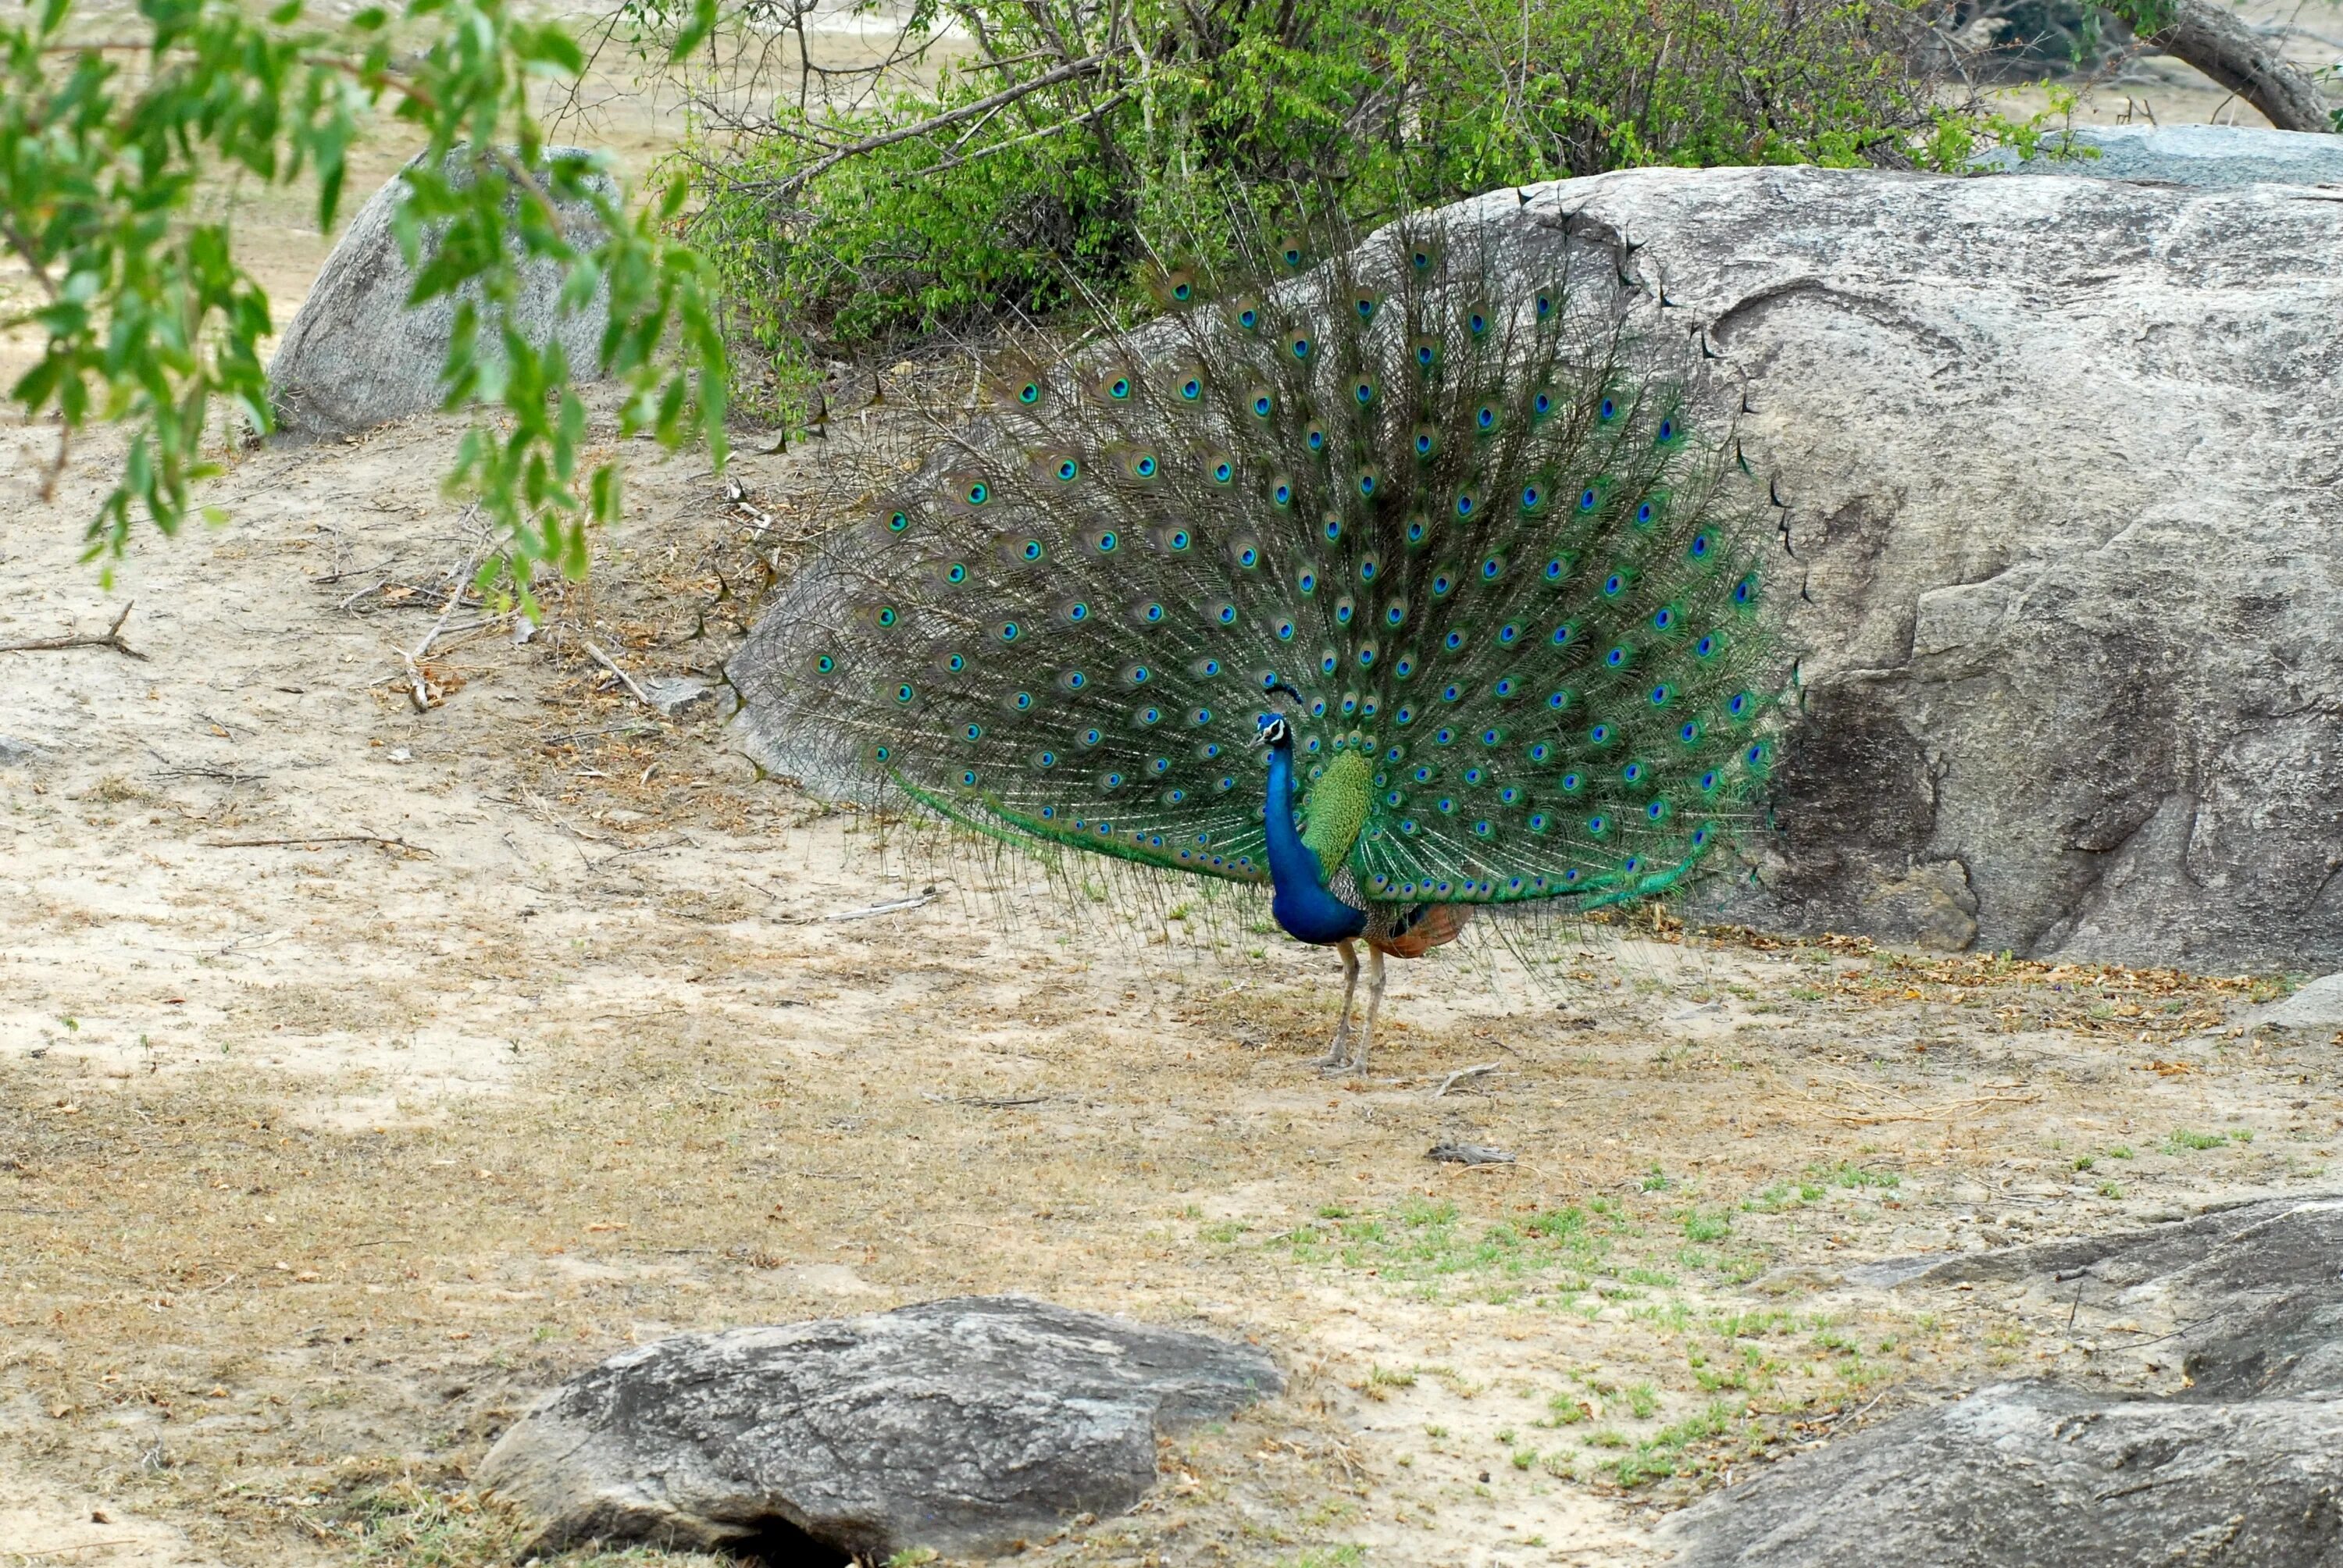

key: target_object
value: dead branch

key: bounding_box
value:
[751,51,1120,200]
[1820,1092,2042,1126]
[1432,1062,1503,1097]
[203,833,437,857]
[2145,0,2334,131]
[829,887,940,921]
[580,638,657,708]
[0,601,147,660]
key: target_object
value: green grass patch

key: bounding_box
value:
[1602,1400,1741,1488]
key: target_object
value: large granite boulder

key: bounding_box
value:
[476,1295,1282,1560]
[1525,165,2343,968]
[1661,1195,2343,1566]
[267,148,612,439]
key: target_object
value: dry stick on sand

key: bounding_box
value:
[580,637,656,708]
[0,600,147,660]
[203,833,437,857]
[1432,1062,1503,1098]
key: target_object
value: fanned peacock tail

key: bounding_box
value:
[758,213,1783,914]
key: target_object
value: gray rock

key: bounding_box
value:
[1663,1382,2343,1567]
[2252,973,2343,1032]
[1662,1196,2343,1566]
[0,735,45,767]
[476,1295,1281,1559]
[1516,166,2343,969]
[638,676,715,718]
[1973,123,2343,189]
[267,149,613,440]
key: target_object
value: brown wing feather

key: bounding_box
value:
[1365,902,1471,958]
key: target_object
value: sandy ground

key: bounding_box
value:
[4,390,2339,1568]
[5,8,2343,1566]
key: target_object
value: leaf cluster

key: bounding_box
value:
[665,0,1959,400]
[2,0,729,599]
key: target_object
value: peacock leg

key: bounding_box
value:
[1350,946,1387,1075]
[1320,939,1361,1068]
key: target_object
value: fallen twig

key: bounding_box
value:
[335,576,391,611]
[1432,1062,1502,1098]
[829,888,938,921]
[581,638,657,708]
[1821,1092,2042,1127]
[0,600,146,660]
[203,833,437,857]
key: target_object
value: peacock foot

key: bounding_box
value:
[1316,1030,1353,1071]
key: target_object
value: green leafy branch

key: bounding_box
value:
[2,0,727,603]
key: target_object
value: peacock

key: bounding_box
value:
[751,209,1781,1072]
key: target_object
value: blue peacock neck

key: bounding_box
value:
[1261,734,1368,946]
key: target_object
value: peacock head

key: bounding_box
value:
[1251,713,1293,751]
[1252,682,1305,753]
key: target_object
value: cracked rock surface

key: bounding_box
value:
[476,1295,1282,1560]
[1660,1194,2343,1566]
[1514,161,2343,968]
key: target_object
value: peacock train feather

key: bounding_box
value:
[754,212,1784,951]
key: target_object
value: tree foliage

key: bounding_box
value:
[2,0,729,600]
[662,0,1958,401]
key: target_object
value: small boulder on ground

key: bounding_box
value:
[266,148,613,440]
[476,1294,1282,1560]
[1972,123,2343,188]
[1661,1195,2343,1566]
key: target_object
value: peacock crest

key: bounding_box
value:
[751,211,1784,931]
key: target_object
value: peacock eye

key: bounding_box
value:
[1110,377,1132,399]
[886,510,911,532]
[1599,397,1617,421]
[1181,378,1201,400]
[1017,382,1040,404]
[1214,462,1233,483]
[1094,531,1117,553]
[815,654,835,672]
[966,482,990,505]
[1253,395,1272,416]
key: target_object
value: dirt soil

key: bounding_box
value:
[5,387,2340,1568]
[6,12,2343,1563]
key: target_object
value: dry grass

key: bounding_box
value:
[5,394,2340,1568]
